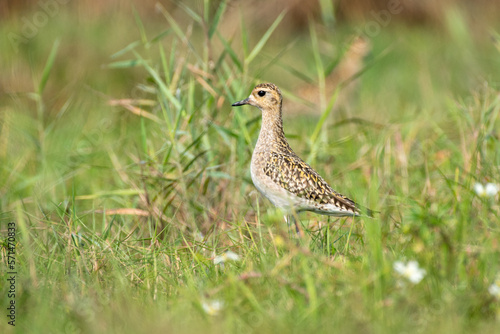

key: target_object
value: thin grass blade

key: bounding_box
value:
[245,10,286,65]
[38,39,60,95]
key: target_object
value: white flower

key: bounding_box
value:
[489,278,500,299]
[474,182,499,198]
[393,260,426,284]
[485,183,499,197]
[202,299,223,316]
[194,231,205,241]
[214,251,240,265]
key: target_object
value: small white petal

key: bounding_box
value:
[224,251,240,261]
[393,260,426,284]
[407,261,419,270]
[474,183,485,196]
[393,261,406,275]
[409,270,426,284]
[213,251,240,265]
[485,183,499,197]
[489,283,500,298]
[202,300,223,316]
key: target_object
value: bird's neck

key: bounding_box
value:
[255,107,289,153]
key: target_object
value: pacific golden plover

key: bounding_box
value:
[232,83,367,233]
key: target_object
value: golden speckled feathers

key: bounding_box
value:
[262,151,359,214]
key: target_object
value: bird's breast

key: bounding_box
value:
[250,152,294,212]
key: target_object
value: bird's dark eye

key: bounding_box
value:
[257,90,266,97]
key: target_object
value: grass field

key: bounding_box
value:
[1,2,500,333]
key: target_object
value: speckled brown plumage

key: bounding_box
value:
[232,83,363,218]
[262,151,358,214]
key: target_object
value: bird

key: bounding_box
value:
[232,83,369,235]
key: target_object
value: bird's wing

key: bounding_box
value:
[262,151,359,214]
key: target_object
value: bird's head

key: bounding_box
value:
[232,83,282,112]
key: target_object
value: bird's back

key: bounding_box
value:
[251,138,360,217]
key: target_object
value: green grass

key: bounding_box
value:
[1,2,500,333]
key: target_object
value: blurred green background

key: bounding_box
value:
[1,1,500,333]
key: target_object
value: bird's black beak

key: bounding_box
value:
[232,98,249,107]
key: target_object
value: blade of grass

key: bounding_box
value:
[178,1,203,24]
[318,0,335,26]
[159,44,171,88]
[133,51,182,111]
[140,116,147,155]
[133,7,148,45]
[216,32,243,72]
[38,39,60,95]
[110,40,141,58]
[208,0,227,39]
[240,10,249,57]
[245,10,286,65]
[255,38,298,78]
[106,60,140,69]
[150,29,172,44]
[310,87,340,145]
[309,22,325,111]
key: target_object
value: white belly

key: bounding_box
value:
[250,163,358,217]
[250,163,295,212]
